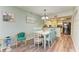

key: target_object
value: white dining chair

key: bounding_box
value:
[33,33,43,48]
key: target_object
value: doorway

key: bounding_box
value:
[63,22,71,35]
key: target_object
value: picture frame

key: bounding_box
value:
[26,16,36,24]
[2,11,15,22]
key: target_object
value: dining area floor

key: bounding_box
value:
[48,34,76,52]
[8,34,75,52]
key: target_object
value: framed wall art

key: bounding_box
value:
[2,11,15,22]
[26,16,36,24]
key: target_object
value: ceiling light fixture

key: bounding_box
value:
[41,9,49,21]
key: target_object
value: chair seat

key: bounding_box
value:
[34,39,43,43]
[17,37,26,42]
[17,37,26,40]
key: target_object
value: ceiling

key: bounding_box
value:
[17,6,74,16]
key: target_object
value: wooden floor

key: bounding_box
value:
[48,34,76,52]
[3,34,76,52]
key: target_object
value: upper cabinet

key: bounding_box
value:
[45,16,72,27]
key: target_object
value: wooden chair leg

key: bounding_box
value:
[16,41,18,48]
[25,40,27,46]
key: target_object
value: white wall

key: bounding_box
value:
[0,6,41,37]
[72,7,79,51]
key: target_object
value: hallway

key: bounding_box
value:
[48,34,76,52]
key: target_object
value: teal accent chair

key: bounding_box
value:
[45,33,51,47]
[50,30,56,42]
[46,28,56,47]
[16,32,26,47]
